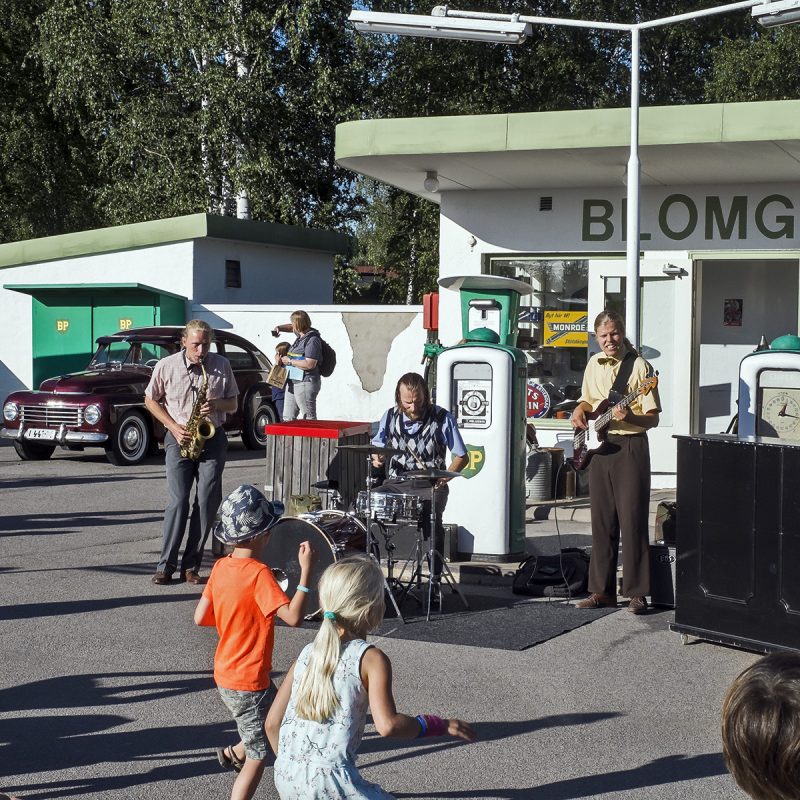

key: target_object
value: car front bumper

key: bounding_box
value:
[1,424,109,445]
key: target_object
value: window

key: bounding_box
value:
[225,260,242,288]
[487,257,589,419]
[224,343,255,370]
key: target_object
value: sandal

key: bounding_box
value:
[216,745,244,772]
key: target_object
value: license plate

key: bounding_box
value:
[25,428,57,441]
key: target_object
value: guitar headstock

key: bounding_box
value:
[639,374,659,396]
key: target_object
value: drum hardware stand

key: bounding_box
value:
[338,443,408,623]
[395,472,470,621]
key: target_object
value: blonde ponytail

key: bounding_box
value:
[294,557,385,722]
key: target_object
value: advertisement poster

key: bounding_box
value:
[724,298,743,327]
[543,311,588,347]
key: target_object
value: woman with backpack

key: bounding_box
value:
[272,310,323,420]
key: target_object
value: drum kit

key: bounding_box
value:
[261,442,468,622]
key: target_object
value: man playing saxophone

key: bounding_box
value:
[144,320,238,586]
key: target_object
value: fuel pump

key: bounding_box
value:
[436,275,532,559]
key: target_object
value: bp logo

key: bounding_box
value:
[461,445,485,479]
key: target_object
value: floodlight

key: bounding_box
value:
[752,0,800,27]
[348,10,531,43]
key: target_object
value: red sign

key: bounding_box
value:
[527,381,551,419]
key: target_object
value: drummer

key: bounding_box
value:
[371,372,468,606]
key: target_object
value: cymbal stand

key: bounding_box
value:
[358,451,405,623]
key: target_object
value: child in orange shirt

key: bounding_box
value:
[194,484,313,800]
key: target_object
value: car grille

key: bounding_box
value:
[19,405,83,427]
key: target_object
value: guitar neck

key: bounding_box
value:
[594,386,642,432]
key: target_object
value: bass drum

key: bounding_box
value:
[261,511,373,614]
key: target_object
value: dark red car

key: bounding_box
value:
[1,326,279,466]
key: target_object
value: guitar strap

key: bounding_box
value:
[608,350,636,403]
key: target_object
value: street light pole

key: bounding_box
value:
[349,1,795,349]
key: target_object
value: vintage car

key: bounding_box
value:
[1,326,280,466]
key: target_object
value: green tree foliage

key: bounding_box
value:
[706,25,800,101]
[0,0,102,241]
[30,0,367,230]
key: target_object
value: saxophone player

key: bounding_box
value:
[145,320,238,586]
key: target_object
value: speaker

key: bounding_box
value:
[374,522,459,563]
[649,542,676,608]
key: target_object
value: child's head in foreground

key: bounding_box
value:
[721,651,800,800]
[213,484,284,549]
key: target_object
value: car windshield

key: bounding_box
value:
[89,341,175,368]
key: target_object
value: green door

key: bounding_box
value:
[92,292,157,336]
[31,297,93,388]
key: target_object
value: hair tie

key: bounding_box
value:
[323,611,336,620]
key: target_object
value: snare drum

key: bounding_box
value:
[356,491,421,523]
[261,510,369,613]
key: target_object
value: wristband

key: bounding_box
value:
[296,585,309,594]
[416,714,446,737]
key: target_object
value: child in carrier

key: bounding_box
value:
[266,556,476,799]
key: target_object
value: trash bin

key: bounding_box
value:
[264,420,371,510]
[525,447,552,502]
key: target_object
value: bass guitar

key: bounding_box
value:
[572,375,658,471]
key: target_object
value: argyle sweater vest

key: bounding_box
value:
[384,406,447,478]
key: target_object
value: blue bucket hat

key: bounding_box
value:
[213,485,284,545]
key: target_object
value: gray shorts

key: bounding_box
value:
[218,683,276,761]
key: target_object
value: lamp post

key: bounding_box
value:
[349,1,800,348]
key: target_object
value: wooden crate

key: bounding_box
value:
[264,420,371,510]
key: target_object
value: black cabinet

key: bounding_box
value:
[671,434,800,653]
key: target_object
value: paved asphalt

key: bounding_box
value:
[0,439,756,800]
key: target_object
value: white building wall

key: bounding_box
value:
[192,304,425,422]
[193,239,334,305]
[438,185,800,486]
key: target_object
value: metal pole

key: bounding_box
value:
[626,27,641,349]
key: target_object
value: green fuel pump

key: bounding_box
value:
[436,275,532,559]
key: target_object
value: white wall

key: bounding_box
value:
[192,304,425,422]
[192,239,335,305]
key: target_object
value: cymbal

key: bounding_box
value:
[403,468,465,480]
[338,443,403,455]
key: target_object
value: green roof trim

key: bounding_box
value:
[336,99,800,159]
[0,213,351,270]
[4,282,187,301]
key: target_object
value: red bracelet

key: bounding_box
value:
[417,714,447,737]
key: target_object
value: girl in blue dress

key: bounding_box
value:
[266,557,475,799]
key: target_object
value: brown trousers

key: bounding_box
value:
[587,433,651,597]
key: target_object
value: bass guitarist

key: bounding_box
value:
[570,310,660,615]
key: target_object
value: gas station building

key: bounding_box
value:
[336,98,800,485]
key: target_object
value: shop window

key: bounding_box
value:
[487,257,589,420]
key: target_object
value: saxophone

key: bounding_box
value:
[181,359,216,460]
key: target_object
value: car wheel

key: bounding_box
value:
[241,398,278,450]
[13,439,56,461]
[107,411,151,466]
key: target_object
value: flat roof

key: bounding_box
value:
[0,213,351,269]
[335,99,800,199]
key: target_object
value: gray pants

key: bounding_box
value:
[282,376,321,420]
[157,429,228,575]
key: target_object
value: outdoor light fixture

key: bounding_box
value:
[752,0,800,26]
[423,171,440,192]
[662,263,688,278]
[348,9,532,43]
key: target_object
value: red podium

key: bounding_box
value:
[264,420,371,509]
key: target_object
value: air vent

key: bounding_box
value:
[225,260,242,288]
[540,196,553,211]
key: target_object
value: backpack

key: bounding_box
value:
[511,549,590,598]
[319,338,336,377]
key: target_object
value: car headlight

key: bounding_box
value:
[84,404,102,425]
[3,401,19,422]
